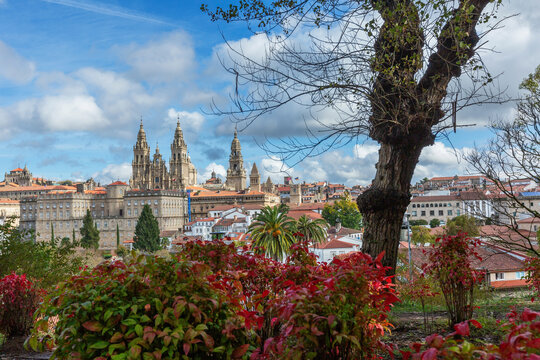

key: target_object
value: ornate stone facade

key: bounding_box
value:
[249,163,260,191]
[130,119,197,190]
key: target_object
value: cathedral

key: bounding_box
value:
[130,118,268,193]
[130,118,197,190]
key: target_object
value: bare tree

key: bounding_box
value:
[466,65,540,256]
[203,0,507,274]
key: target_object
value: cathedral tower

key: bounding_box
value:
[169,116,197,189]
[130,119,151,189]
[225,130,247,191]
[249,163,260,191]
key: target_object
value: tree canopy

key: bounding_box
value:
[133,204,161,253]
[322,196,362,230]
[249,204,297,261]
[293,215,328,244]
[445,215,480,237]
[80,209,99,250]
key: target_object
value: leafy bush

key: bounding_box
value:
[259,252,398,360]
[29,240,398,359]
[0,220,85,290]
[398,308,540,359]
[423,233,484,326]
[27,254,248,359]
[0,273,42,337]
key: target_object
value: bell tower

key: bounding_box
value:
[225,129,247,191]
[131,118,150,189]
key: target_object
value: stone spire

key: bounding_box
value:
[250,163,260,191]
[172,115,185,148]
[135,117,149,149]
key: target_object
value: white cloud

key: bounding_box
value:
[413,142,473,182]
[166,108,205,133]
[199,162,226,183]
[119,31,196,83]
[260,156,295,183]
[92,162,131,185]
[0,40,36,84]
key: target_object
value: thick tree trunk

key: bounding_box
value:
[358,141,427,275]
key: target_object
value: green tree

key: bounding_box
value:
[80,209,100,250]
[116,223,120,249]
[133,204,161,253]
[293,215,328,244]
[72,228,76,244]
[0,219,84,289]
[50,222,55,242]
[322,197,362,230]
[203,0,503,274]
[411,225,435,245]
[249,204,297,261]
[410,219,429,227]
[430,218,441,228]
[445,215,479,237]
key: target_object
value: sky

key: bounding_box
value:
[0,0,538,187]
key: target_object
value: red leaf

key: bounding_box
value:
[453,321,470,336]
[183,342,190,355]
[82,320,103,332]
[421,348,438,360]
[469,319,482,329]
[232,344,250,358]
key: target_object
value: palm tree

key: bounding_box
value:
[248,204,296,261]
[294,215,328,245]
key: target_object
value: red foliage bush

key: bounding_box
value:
[423,233,484,326]
[0,273,42,336]
[398,308,540,359]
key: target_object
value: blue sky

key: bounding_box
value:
[0,0,538,186]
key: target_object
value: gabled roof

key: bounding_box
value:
[312,239,355,250]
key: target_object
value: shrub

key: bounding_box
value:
[257,252,399,360]
[0,273,42,337]
[0,220,85,290]
[398,308,540,359]
[423,233,484,327]
[27,254,248,359]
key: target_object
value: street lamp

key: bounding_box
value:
[405,213,413,282]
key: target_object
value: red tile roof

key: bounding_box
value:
[109,181,128,186]
[312,239,355,250]
[11,168,24,172]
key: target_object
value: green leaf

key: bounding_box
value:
[122,318,137,326]
[195,324,207,332]
[104,309,114,321]
[90,340,109,349]
[135,324,143,337]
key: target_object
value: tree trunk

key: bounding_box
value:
[358,141,426,275]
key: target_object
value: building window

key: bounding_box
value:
[128,209,131,216]
[128,220,131,226]
[134,201,138,206]
[457,210,461,216]
[135,209,138,216]
[429,210,435,216]
[412,211,417,216]
[421,211,426,216]
[154,209,158,216]
[516,271,526,279]
[438,210,443,216]
[154,200,158,205]
[495,273,504,280]
[448,210,453,216]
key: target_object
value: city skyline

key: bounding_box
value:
[0,0,539,186]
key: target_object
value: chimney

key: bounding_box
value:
[336,220,342,232]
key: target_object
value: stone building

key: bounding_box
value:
[0,198,20,226]
[225,130,247,191]
[3,166,50,187]
[130,119,197,190]
[19,181,188,249]
[188,187,280,220]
